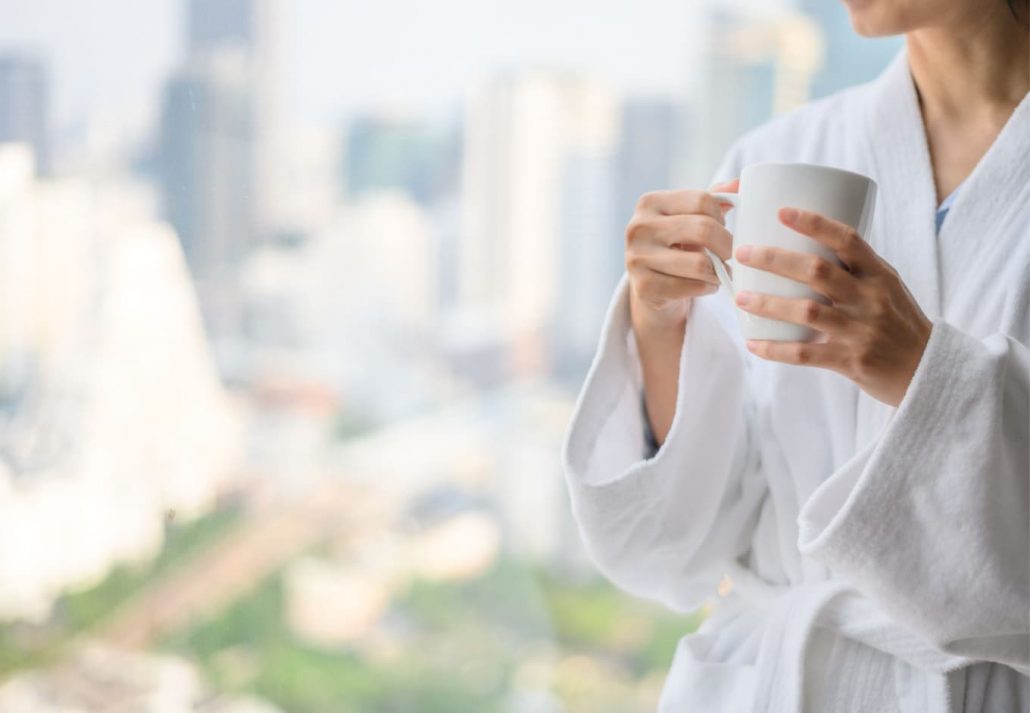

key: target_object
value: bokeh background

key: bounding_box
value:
[0,2,900,711]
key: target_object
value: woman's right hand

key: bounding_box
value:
[625,180,738,332]
[625,180,737,445]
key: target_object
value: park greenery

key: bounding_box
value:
[1,503,705,712]
[163,558,705,713]
[0,504,243,676]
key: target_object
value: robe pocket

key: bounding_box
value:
[657,626,761,711]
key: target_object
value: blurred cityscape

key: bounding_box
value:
[0,1,899,711]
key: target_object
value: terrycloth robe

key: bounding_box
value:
[562,51,1029,712]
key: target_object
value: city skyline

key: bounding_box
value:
[0,0,794,133]
[0,2,907,710]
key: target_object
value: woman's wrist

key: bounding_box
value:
[629,292,688,447]
[630,292,691,339]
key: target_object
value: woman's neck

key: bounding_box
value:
[907,7,1029,118]
[906,7,1029,200]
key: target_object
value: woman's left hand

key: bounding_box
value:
[734,207,932,407]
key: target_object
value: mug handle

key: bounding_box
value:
[704,191,739,296]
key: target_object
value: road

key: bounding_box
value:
[92,483,372,649]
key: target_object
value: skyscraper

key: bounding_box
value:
[162,51,256,276]
[687,8,824,185]
[161,50,256,335]
[615,99,683,270]
[0,145,37,395]
[0,55,50,175]
[460,71,618,376]
[553,145,619,378]
[188,0,269,53]
[343,114,459,206]
[160,0,283,338]
[187,0,281,237]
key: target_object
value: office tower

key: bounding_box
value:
[188,0,270,52]
[186,0,280,137]
[615,98,683,274]
[0,215,242,623]
[543,97,686,378]
[165,0,280,252]
[0,55,50,175]
[161,51,257,281]
[343,114,459,206]
[688,8,824,185]
[552,146,618,379]
[160,0,284,339]
[0,145,37,394]
[460,71,618,376]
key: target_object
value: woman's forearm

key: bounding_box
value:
[630,293,688,446]
[621,185,735,446]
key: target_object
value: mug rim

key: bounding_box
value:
[742,161,875,185]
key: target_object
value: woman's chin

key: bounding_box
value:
[841,0,908,38]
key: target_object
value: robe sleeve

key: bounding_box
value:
[797,322,1030,674]
[561,276,767,613]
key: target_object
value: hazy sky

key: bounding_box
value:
[0,0,723,131]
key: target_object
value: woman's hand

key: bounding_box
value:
[626,181,737,445]
[734,207,932,407]
[625,180,738,331]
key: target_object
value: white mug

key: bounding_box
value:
[705,162,877,342]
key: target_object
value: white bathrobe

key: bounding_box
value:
[562,51,1029,712]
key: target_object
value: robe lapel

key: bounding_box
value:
[860,52,942,319]
[935,91,1030,318]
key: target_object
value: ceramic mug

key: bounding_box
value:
[705,162,878,342]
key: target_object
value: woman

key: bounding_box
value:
[561,1,1029,711]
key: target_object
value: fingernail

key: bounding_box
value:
[736,245,752,262]
[780,207,799,223]
[735,291,753,306]
[746,340,760,351]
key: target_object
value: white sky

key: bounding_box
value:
[0,0,732,131]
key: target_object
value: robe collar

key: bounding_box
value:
[860,51,942,318]
[934,75,1030,312]
[861,49,1030,321]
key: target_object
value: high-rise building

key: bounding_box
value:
[161,0,283,339]
[188,0,270,53]
[553,147,619,379]
[0,55,50,175]
[161,51,257,280]
[614,99,683,276]
[687,8,824,185]
[0,215,242,623]
[617,99,682,209]
[0,144,38,395]
[187,0,281,236]
[343,114,459,206]
[544,96,686,379]
[460,71,618,377]
[0,145,96,402]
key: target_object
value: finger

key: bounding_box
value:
[626,215,731,260]
[778,208,879,274]
[637,189,725,223]
[709,178,740,194]
[735,291,849,334]
[648,248,721,286]
[709,178,740,213]
[745,339,845,369]
[653,214,732,259]
[735,245,859,303]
